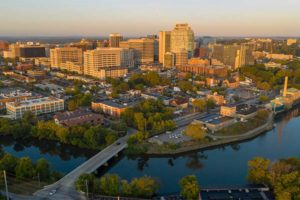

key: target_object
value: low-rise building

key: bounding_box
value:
[91,98,139,118]
[6,97,64,119]
[3,71,36,83]
[54,109,103,127]
[196,114,236,132]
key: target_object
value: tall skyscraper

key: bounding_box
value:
[159,31,171,64]
[109,33,123,48]
[171,23,195,58]
[50,47,83,73]
[120,38,154,65]
[83,48,134,78]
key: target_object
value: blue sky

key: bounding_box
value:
[1,0,299,37]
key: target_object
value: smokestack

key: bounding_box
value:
[283,76,288,97]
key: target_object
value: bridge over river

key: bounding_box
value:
[34,134,130,200]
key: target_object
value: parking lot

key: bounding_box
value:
[148,127,192,145]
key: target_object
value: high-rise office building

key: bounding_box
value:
[171,23,195,57]
[120,38,154,65]
[83,48,134,78]
[109,33,123,48]
[50,47,83,73]
[159,31,171,64]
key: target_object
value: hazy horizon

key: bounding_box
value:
[1,0,300,37]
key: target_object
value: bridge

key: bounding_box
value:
[34,134,131,200]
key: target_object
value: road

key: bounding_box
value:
[34,132,133,200]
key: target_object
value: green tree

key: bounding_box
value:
[35,158,51,181]
[15,157,35,179]
[75,173,96,193]
[99,174,121,196]
[134,112,146,131]
[179,175,200,200]
[259,95,270,103]
[0,154,18,173]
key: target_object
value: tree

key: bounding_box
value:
[206,98,216,109]
[75,173,96,193]
[259,95,270,103]
[178,80,194,92]
[0,154,18,173]
[99,174,121,196]
[15,157,35,179]
[192,99,207,112]
[134,112,146,131]
[129,176,159,198]
[179,175,200,200]
[185,123,206,140]
[35,158,51,181]
[247,157,270,185]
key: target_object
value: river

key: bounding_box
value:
[1,107,300,194]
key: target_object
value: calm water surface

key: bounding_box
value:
[1,107,300,194]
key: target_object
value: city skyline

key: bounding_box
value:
[1,0,300,37]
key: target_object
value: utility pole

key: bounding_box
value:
[37,172,40,187]
[3,170,9,200]
[85,180,89,199]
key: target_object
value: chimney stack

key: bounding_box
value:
[283,76,288,97]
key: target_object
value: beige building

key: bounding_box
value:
[159,31,171,64]
[175,49,188,66]
[212,44,254,69]
[83,48,133,78]
[163,52,175,68]
[50,47,83,73]
[109,33,123,47]
[6,97,64,119]
[120,38,154,64]
[171,23,195,57]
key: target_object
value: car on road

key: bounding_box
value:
[116,142,121,145]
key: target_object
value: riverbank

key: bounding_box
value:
[142,113,274,156]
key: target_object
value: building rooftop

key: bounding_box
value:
[200,113,234,125]
[0,88,33,99]
[94,97,140,108]
[6,97,63,107]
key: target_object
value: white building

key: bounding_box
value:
[6,97,64,119]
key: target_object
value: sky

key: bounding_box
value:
[1,0,300,37]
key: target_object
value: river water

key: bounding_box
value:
[1,107,300,194]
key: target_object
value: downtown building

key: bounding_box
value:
[120,38,154,65]
[50,47,83,74]
[159,23,195,68]
[109,33,123,47]
[212,44,254,69]
[83,47,134,79]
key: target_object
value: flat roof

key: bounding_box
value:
[200,114,234,125]
[7,97,63,107]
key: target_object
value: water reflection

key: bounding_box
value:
[0,136,96,161]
